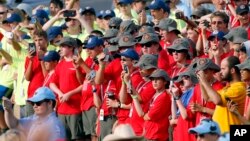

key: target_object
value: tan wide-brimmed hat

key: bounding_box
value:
[103,124,143,141]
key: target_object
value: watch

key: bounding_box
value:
[174,95,180,100]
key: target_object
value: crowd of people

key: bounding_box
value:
[0,0,250,141]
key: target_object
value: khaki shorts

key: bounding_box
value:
[58,114,84,140]
[82,107,97,136]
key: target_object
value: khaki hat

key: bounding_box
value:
[118,33,136,47]
[119,20,138,33]
[56,37,77,47]
[236,57,250,70]
[134,54,158,70]
[224,27,248,44]
[108,45,119,52]
[103,28,119,39]
[155,18,180,34]
[109,17,122,28]
[167,38,189,52]
[139,33,159,44]
[149,69,171,82]
[136,26,155,38]
[103,124,143,141]
[192,58,220,72]
[172,69,198,84]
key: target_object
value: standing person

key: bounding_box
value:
[50,37,84,140]
[24,30,49,116]
[131,69,171,140]
[197,56,246,133]
[3,87,65,141]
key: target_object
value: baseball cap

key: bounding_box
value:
[193,58,221,72]
[118,0,133,5]
[189,118,221,135]
[42,51,60,62]
[139,33,159,44]
[134,54,158,70]
[118,33,136,47]
[27,87,56,102]
[97,10,104,19]
[149,69,170,82]
[224,27,248,44]
[156,18,180,34]
[103,10,116,19]
[34,9,49,20]
[47,26,63,42]
[119,48,139,60]
[16,3,32,17]
[236,5,249,15]
[81,6,96,16]
[236,57,250,70]
[148,0,170,13]
[56,37,77,47]
[3,13,22,23]
[84,36,104,49]
[208,31,226,41]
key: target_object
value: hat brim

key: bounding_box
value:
[189,126,209,135]
[134,62,157,70]
[236,63,250,70]
[27,96,45,103]
[119,42,136,48]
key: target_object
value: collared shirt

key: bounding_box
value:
[20,112,65,141]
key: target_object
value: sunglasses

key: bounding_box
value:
[141,42,153,48]
[121,58,131,62]
[169,49,186,54]
[109,25,118,29]
[65,18,75,22]
[30,99,49,106]
[211,21,224,25]
[0,11,6,15]
[195,134,205,138]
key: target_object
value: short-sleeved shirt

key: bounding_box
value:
[213,82,246,133]
[50,59,82,114]
[25,56,44,98]
[145,91,171,140]
[19,112,65,141]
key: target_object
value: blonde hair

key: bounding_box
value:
[0,129,26,141]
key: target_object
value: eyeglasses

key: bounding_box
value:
[30,100,49,106]
[141,42,153,48]
[211,21,224,25]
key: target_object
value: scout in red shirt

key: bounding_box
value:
[50,37,84,140]
[122,54,158,136]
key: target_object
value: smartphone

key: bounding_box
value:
[175,12,182,19]
[124,65,128,73]
[63,10,76,17]
[89,70,96,80]
[28,43,36,56]
[74,48,79,56]
[169,80,174,88]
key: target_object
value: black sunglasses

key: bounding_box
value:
[141,42,154,48]
[169,49,186,54]
[65,18,75,22]
[30,99,49,106]
[195,134,205,138]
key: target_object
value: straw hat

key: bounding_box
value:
[103,124,143,141]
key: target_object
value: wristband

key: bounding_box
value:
[117,101,121,108]
[131,94,138,99]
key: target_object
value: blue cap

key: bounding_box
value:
[34,9,49,20]
[47,26,63,42]
[119,48,139,60]
[103,10,116,18]
[27,87,55,102]
[189,119,221,135]
[148,0,170,13]
[97,10,105,19]
[42,51,60,62]
[84,36,104,49]
[118,0,133,5]
[208,31,226,41]
[4,13,22,23]
[81,6,96,16]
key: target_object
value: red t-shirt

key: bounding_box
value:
[104,58,123,94]
[128,81,155,136]
[43,72,54,87]
[244,96,250,116]
[145,91,171,140]
[117,69,144,124]
[80,57,99,111]
[167,62,189,78]
[191,82,224,126]
[158,49,170,73]
[50,59,82,114]
[25,56,44,98]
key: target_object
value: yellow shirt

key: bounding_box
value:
[213,82,246,133]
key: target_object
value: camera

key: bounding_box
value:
[124,65,129,73]
[28,43,36,56]
[175,12,182,19]
[89,70,96,80]
[107,91,115,100]
[63,10,76,17]
[203,20,210,27]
